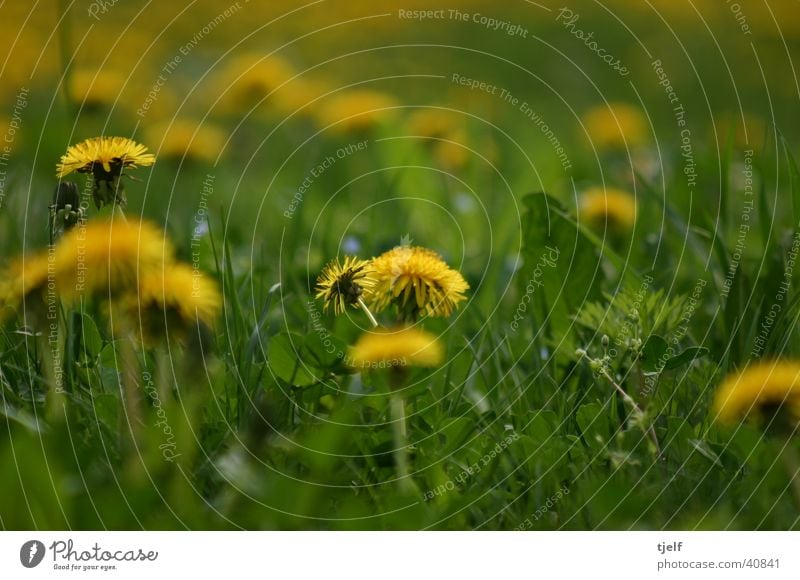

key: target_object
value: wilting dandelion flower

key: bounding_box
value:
[579,187,637,232]
[582,103,647,149]
[347,327,443,369]
[145,119,226,164]
[713,361,800,426]
[119,263,221,343]
[369,246,469,319]
[316,90,397,134]
[57,136,155,208]
[315,256,376,319]
[54,219,172,301]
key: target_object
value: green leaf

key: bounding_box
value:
[267,332,323,387]
[688,438,723,468]
[663,346,709,370]
[576,402,609,450]
[639,335,668,372]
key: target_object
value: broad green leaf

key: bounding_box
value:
[663,346,709,370]
[639,335,668,372]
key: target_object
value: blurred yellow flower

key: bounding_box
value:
[0,252,52,315]
[54,219,173,301]
[119,263,221,343]
[146,119,226,163]
[405,109,463,139]
[315,89,397,134]
[348,326,443,369]
[579,187,637,232]
[315,255,376,316]
[714,361,800,425]
[713,113,768,150]
[57,136,155,179]
[273,77,329,118]
[369,246,469,318]
[217,52,295,112]
[582,103,647,149]
[69,68,126,110]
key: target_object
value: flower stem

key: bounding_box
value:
[357,297,379,328]
[601,368,661,457]
[57,0,74,115]
[390,394,410,483]
[781,444,800,514]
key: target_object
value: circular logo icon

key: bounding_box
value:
[20,540,46,568]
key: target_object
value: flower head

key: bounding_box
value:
[0,252,52,317]
[316,90,397,134]
[347,327,443,369]
[405,109,463,139]
[57,136,155,179]
[53,219,173,301]
[369,246,468,318]
[217,53,294,112]
[579,187,637,232]
[713,361,800,426]
[145,119,226,164]
[70,68,125,111]
[315,256,376,315]
[118,263,221,343]
[582,103,647,149]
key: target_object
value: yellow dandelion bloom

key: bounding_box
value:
[0,252,52,315]
[582,103,647,149]
[56,136,155,179]
[70,68,125,110]
[120,263,221,343]
[145,119,227,164]
[315,256,376,315]
[714,361,800,425]
[433,132,471,170]
[53,219,173,301]
[272,77,329,118]
[217,52,294,111]
[579,187,637,232]
[369,246,469,318]
[348,327,443,369]
[315,90,397,134]
[405,109,463,139]
[713,113,768,151]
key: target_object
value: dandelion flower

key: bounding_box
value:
[348,327,443,369]
[69,68,125,111]
[217,52,294,112]
[272,77,329,118]
[316,90,397,134]
[119,263,221,343]
[579,187,637,232]
[0,252,52,316]
[405,109,463,139]
[315,256,376,316]
[53,219,173,301]
[57,136,155,179]
[369,246,468,318]
[145,119,227,164]
[582,103,647,149]
[713,361,800,425]
[713,113,767,151]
